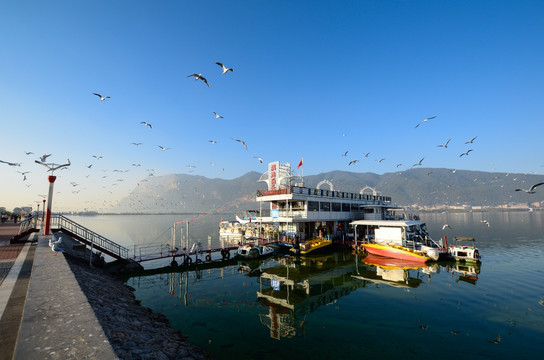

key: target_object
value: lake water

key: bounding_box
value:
[69,211,544,359]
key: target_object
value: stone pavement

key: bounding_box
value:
[0,222,117,359]
[13,236,117,359]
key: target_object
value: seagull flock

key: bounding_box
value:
[2,61,544,214]
[0,59,270,212]
[344,116,479,169]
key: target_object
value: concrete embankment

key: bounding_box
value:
[0,227,211,360]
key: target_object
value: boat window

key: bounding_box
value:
[291,201,305,211]
[320,202,330,211]
[351,203,358,211]
[332,202,341,212]
[342,203,350,212]
[308,201,319,211]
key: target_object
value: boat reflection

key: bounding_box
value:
[447,262,481,285]
[256,252,363,340]
[351,253,439,288]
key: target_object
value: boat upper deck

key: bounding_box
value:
[255,185,393,223]
[257,186,391,204]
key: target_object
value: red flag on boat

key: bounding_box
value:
[297,157,303,170]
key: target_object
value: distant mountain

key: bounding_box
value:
[112,168,544,213]
[114,172,266,214]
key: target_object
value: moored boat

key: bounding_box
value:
[290,238,333,255]
[237,243,275,259]
[447,236,481,263]
[351,219,446,263]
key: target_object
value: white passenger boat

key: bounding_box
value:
[253,161,396,249]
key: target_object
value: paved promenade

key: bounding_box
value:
[0,222,117,360]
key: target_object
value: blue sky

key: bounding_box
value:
[1,1,543,211]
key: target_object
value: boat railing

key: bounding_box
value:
[258,186,392,203]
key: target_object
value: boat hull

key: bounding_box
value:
[361,243,430,263]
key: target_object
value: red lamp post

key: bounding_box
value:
[43,175,57,235]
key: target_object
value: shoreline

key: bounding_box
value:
[65,255,212,360]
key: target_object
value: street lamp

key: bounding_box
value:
[35,158,70,235]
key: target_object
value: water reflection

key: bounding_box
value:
[448,262,481,285]
[353,253,439,288]
[256,253,362,340]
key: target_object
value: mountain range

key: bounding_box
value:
[112,168,544,213]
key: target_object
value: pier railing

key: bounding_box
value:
[18,214,39,235]
[50,214,129,260]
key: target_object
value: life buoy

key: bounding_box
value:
[205,254,212,262]
[184,256,193,265]
[196,258,203,264]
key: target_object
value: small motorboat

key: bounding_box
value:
[290,238,332,255]
[237,243,275,259]
[447,237,481,263]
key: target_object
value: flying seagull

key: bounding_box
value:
[459,149,473,157]
[442,224,452,230]
[515,182,544,194]
[232,138,247,150]
[213,111,223,119]
[342,151,348,157]
[465,136,478,144]
[158,146,170,151]
[362,152,370,157]
[40,154,52,162]
[92,93,110,101]
[348,160,359,165]
[35,159,71,173]
[140,122,152,129]
[254,156,264,163]
[24,151,34,155]
[480,219,490,227]
[415,116,437,128]
[208,140,217,144]
[377,158,385,163]
[92,155,103,160]
[412,158,424,167]
[437,139,451,148]
[187,73,210,87]
[131,142,143,146]
[0,159,21,166]
[215,62,233,74]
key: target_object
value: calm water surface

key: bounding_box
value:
[71,212,544,359]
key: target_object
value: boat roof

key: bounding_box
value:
[453,236,476,242]
[350,219,424,227]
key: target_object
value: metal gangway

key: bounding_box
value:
[49,214,129,261]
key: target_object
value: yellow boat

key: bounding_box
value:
[290,238,332,255]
